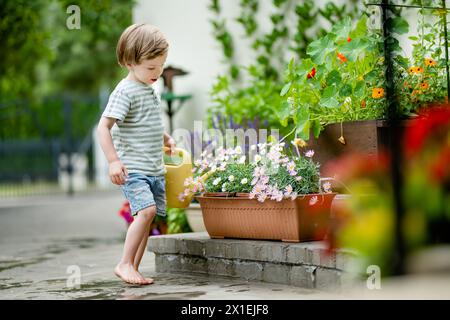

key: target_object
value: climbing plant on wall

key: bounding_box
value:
[206,0,360,133]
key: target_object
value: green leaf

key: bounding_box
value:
[350,15,368,39]
[339,84,352,97]
[296,58,314,80]
[354,81,365,98]
[331,16,352,40]
[295,104,309,125]
[296,119,311,141]
[339,38,369,61]
[307,34,336,65]
[386,36,401,53]
[387,17,409,35]
[319,85,339,108]
[297,85,317,105]
[280,81,291,96]
[294,104,311,138]
[275,101,291,127]
[395,56,409,69]
[311,120,322,138]
[364,70,378,83]
[326,70,342,86]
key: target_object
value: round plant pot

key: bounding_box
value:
[185,202,206,232]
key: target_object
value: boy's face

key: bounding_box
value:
[127,52,168,85]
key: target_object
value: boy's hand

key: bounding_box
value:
[109,160,128,185]
[164,136,176,155]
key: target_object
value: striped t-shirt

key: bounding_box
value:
[102,78,166,176]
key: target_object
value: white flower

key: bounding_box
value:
[235,146,242,154]
[343,96,352,110]
[221,183,227,192]
[250,145,257,151]
[212,177,222,186]
[241,178,248,184]
[238,156,246,164]
[228,175,235,182]
[254,155,262,163]
[296,176,303,182]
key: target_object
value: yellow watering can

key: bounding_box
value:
[163,147,211,208]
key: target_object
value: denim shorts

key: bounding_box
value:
[121,173,166,217]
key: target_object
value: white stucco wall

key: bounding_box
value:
[132,0,421,136]
[133,0,222,134]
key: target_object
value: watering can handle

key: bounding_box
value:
[163,147,192,166]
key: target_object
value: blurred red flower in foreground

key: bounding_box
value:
[404,105,450,157]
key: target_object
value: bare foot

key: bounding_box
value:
[134,267,154,284]
[137,271,154,284]
[114,263,149,285]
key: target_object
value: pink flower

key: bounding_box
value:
[260,175,269,185]
[323,182,332,193]
[305,150,315,158]
[286,161,296,171]
[284,185,293,196]
[272,190,283,202]
[309,196,318,206]
[257,193,267,202]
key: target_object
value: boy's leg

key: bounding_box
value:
[133,211,154,281]
[114,206,156,285]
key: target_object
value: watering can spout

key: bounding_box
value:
[163,147,212,208]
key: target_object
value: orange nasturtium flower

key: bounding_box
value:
[425,58,437,67]
[336,52,347,63]
[408,66,424,74]
[372,88,385,99]
[412,89,423,97]
[420,81,429,90]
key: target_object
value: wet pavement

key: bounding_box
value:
[0,190,340,300]
[1,190,449,300]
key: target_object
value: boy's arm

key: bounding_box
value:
[97,117,128,185]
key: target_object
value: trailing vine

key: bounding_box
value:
[209,0,360,83]
[209,0,240,79]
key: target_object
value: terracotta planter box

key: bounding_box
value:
[195,193,337,242]
[307,120,408,173]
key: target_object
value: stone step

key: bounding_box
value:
[148,232,361,291]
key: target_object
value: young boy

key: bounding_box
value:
[97,23,175,285]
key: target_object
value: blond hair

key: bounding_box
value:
[116,23,169,67]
